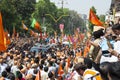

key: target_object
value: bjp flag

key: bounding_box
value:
[31,18,41,32]
[89,9,104,26]
[0,12,7,51]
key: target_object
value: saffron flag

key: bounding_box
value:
[4,30,11,45]
[66,57,70,71]
[22,22,28,30]
[30,29,35,36]
[35,70,41,80]
[58,63,64,80]
[89,9,103,26]
[31,18,41,32]
[0,12,7,51]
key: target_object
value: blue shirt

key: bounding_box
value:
[99,37,109,51]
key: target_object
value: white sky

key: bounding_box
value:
[50,0,112,16]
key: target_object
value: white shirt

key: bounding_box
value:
[72,71,81,80]
[84,74,96,80]
[41,71,48,80]
[48,66,56,73]
[114,41,120,54]
[27,68,34,75]
[0,63,7,76]
[11,65,19,75]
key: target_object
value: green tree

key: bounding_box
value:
[0,0,19,35]
[99,15,105,23]
[13,0,36,30]
[0,0,36,35]
[0,0,85,36]
[62,10,85,34]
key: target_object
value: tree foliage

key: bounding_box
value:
[99,15,105,23]
[0,0,85,36]
[0,0,36,35]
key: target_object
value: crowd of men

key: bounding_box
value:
[0,19,120,80]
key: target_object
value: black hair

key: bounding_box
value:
[34,57,39,64]
[18,65,23,70]
[2,71,7,77]
[74,62,87,72]
[7,73,15,80]
[16,71,22,79]
[33,69,38,74]
[48,71,54,78]
[100,62,111,80]
[108,62,120,80]
[41,59,45,65]
[44,66,48,72]
[93,29,105,39]
[6,66,11,73]
[49,61,53,66]
[39,64,43,70]
[10,55,13,59]
[112,23,120,31]
[70,62,73,68]
[84,58,93,69]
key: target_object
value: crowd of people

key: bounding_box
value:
[0,19,120,80]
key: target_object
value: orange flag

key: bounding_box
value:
[66,57,70,72]
[0,12,7,51]
[89,9,104,26]
[31,18,41,32]
[4,30,11,45]
[22,21,28,30]
[35,70,41,80]
[58,63,64,80]
[30,30,35,36]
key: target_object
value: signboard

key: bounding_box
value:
[59,24,64,32]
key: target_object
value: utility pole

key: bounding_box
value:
[58,0,68,11]
[61,0,64,10]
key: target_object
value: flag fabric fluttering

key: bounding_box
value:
[35,70,41,80]
[30,29,35,36]
[0,12,7,51]
[89,9,104,26]
[31,18,41,32]
[22,22,28,30]
[58,63,64,80]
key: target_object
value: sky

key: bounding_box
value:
[50,0,112,16]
